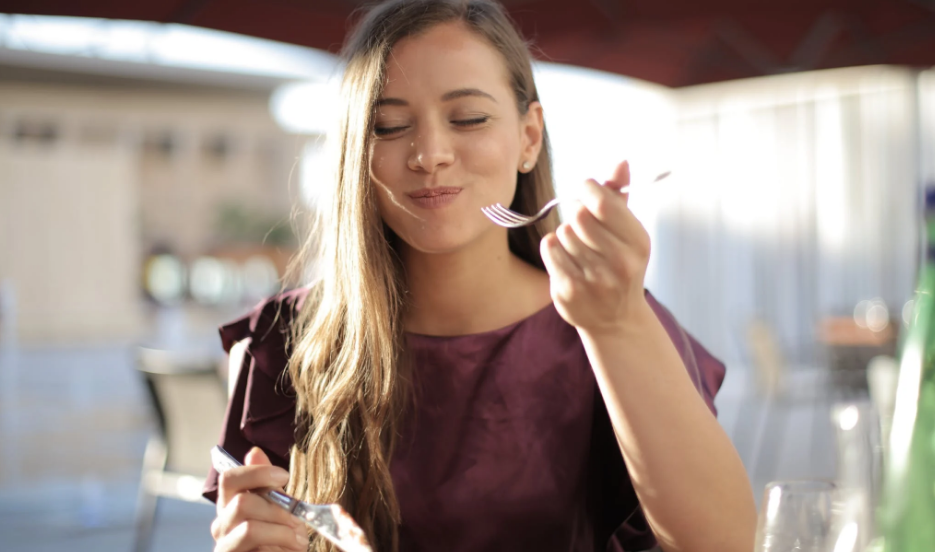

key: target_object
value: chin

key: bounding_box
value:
[402,235,470,255]
[393,224,479,256]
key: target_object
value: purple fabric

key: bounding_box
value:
[203,288,725,552]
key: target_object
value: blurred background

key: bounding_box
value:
[1,1,934,551]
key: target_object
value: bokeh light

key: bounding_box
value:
[144,254,187,305]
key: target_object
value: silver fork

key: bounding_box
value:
[210,446,373,552]
[482,171,671,228]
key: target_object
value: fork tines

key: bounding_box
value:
[481,204,535,228]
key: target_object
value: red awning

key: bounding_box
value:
[2,0,934,86]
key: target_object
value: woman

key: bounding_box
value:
[205,0,756,551]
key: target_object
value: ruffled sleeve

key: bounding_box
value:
[644,290,725,416]
[599,290,727,551]
[202,287,310,503]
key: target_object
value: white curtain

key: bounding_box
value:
[648,66,932,365]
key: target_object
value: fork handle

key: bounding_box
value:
[210,445,301,514]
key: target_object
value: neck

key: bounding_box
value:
[400,229,550,336]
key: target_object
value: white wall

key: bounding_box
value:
[0,143,141,341]
[0,82,295,343]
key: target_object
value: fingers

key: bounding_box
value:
[541,232,583,284]
[245,446,272,467]
[556,218,601,262]
[213,518,308,552]
[212,447,304,552]
[555,221,611,286]
[604,159,631,194]
[217,448,289,511]
[576,178,629,232]
[212,492,304,543]
[217,464,290,509]
[543,204,649,294]
[566,203,624,259]
[576,179,649,254]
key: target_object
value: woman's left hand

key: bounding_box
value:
[540,160,653,336]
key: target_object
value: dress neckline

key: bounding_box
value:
[405,301,558,340]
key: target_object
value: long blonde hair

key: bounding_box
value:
[285,1,558,550]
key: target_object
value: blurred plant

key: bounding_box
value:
[215,203,295,247]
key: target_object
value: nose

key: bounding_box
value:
[407,124,454,173]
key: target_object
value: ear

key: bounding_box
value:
[518,101,544,171]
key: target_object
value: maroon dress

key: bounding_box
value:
[203,287,725,552]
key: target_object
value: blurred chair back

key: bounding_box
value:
[139,347,227,474]
[746,319,787,399]
[134,347,227,552]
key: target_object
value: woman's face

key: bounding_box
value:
[370,21,543,255]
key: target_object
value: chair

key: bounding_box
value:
[732,319,834,487]
[133,347,228,552]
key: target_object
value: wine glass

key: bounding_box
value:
[754,480,836,552]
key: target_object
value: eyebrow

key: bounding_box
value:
[375,88,497,107]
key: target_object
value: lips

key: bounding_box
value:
[407,187,462,199]
[406,186,462,209]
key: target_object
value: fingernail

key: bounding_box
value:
[295,528,308,546]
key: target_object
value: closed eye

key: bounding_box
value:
[452,116,489,128]
[374,116,489,137]
[373,125,409,137]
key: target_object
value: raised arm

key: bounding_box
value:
[539,160,756,552]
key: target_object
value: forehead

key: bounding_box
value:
[382,21,512,98]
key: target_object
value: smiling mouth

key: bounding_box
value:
[406,187,462,209]
[407,187,463,198]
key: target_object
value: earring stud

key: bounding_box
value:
[522,161,531,171]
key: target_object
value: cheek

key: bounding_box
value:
[370,143,410,203]
[369,145,403,224]
[460,129,520,178]
[370,142,398,184]
[372,178,404,229]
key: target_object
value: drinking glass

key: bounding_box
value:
[828,401,883,552]
[753,480,836,552]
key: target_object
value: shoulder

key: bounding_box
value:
[219,287,311,353]
[202,291,307,501]
[644,289,726,414]
[219,287,311,380]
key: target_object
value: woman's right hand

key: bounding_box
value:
[211,447,310,552]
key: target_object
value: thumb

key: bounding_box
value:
[244,446,273,467]
[604,160,631,192]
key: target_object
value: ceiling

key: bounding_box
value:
[3,0,935,87]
